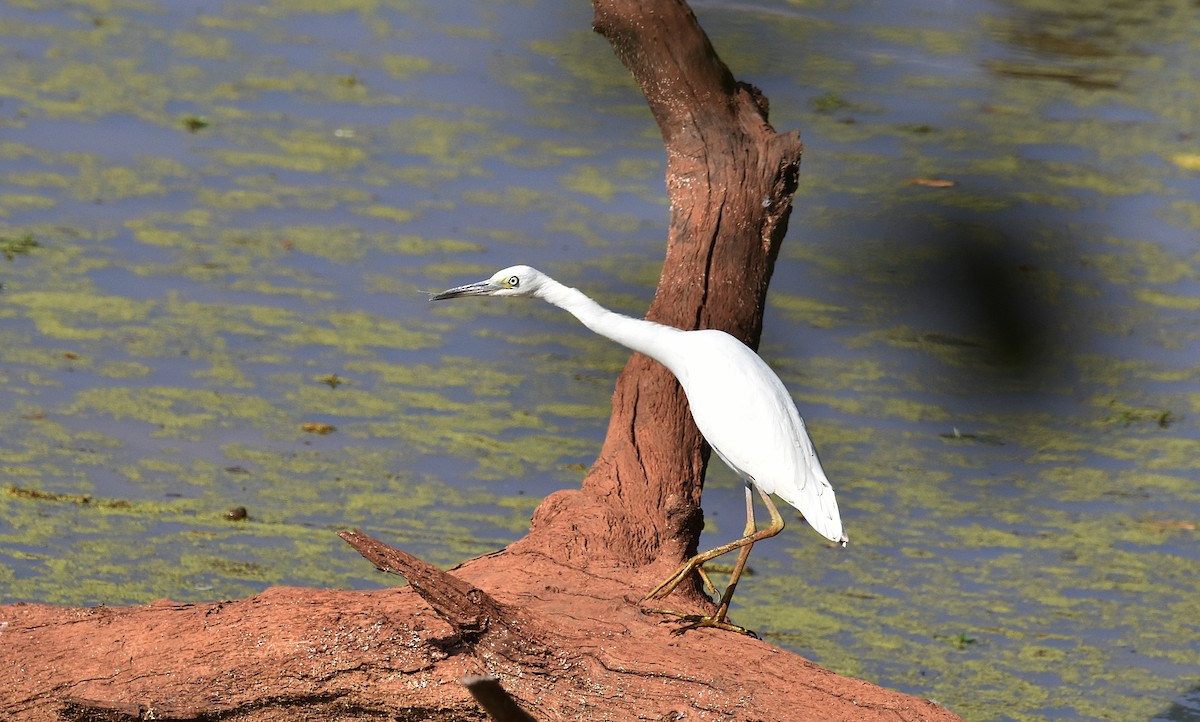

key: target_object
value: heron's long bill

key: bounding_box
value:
[431,281,495,300]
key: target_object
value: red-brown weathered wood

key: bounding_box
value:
[337,530,552,671]
[0,2,967,721]
[3,563,961,721]
[512,0,804,594]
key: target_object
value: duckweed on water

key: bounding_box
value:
[1,233,39,260]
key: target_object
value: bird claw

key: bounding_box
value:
[644,607,759,638]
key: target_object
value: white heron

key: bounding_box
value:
[432,265,847,634]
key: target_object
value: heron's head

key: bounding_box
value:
[431,265,546,300]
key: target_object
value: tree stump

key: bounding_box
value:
[0,1,965,720]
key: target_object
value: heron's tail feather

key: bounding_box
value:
[778,469,847,546]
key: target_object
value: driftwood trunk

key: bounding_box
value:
[0,1,963,720]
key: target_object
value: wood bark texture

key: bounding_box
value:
[0,1,965,720]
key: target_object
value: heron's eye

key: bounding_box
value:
[507,275,520,288]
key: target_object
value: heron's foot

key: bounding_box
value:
[642,560,699,601]
[644,607,759,638]
[644,556,719,601]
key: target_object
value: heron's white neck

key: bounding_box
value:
[533,277,686,371]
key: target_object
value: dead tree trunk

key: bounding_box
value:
[509,0,805,592]
[0,2,964,721]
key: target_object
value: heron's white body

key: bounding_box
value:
[439,266,847,546]
[665,331,844,543]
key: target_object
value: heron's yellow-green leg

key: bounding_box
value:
[690,486,785,632]
[643,484,786,630]
[642,489,752,615]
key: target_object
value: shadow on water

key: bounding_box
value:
[856,205,1084,394]
[1156,686,1200,722]
[910,217,1064,376]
